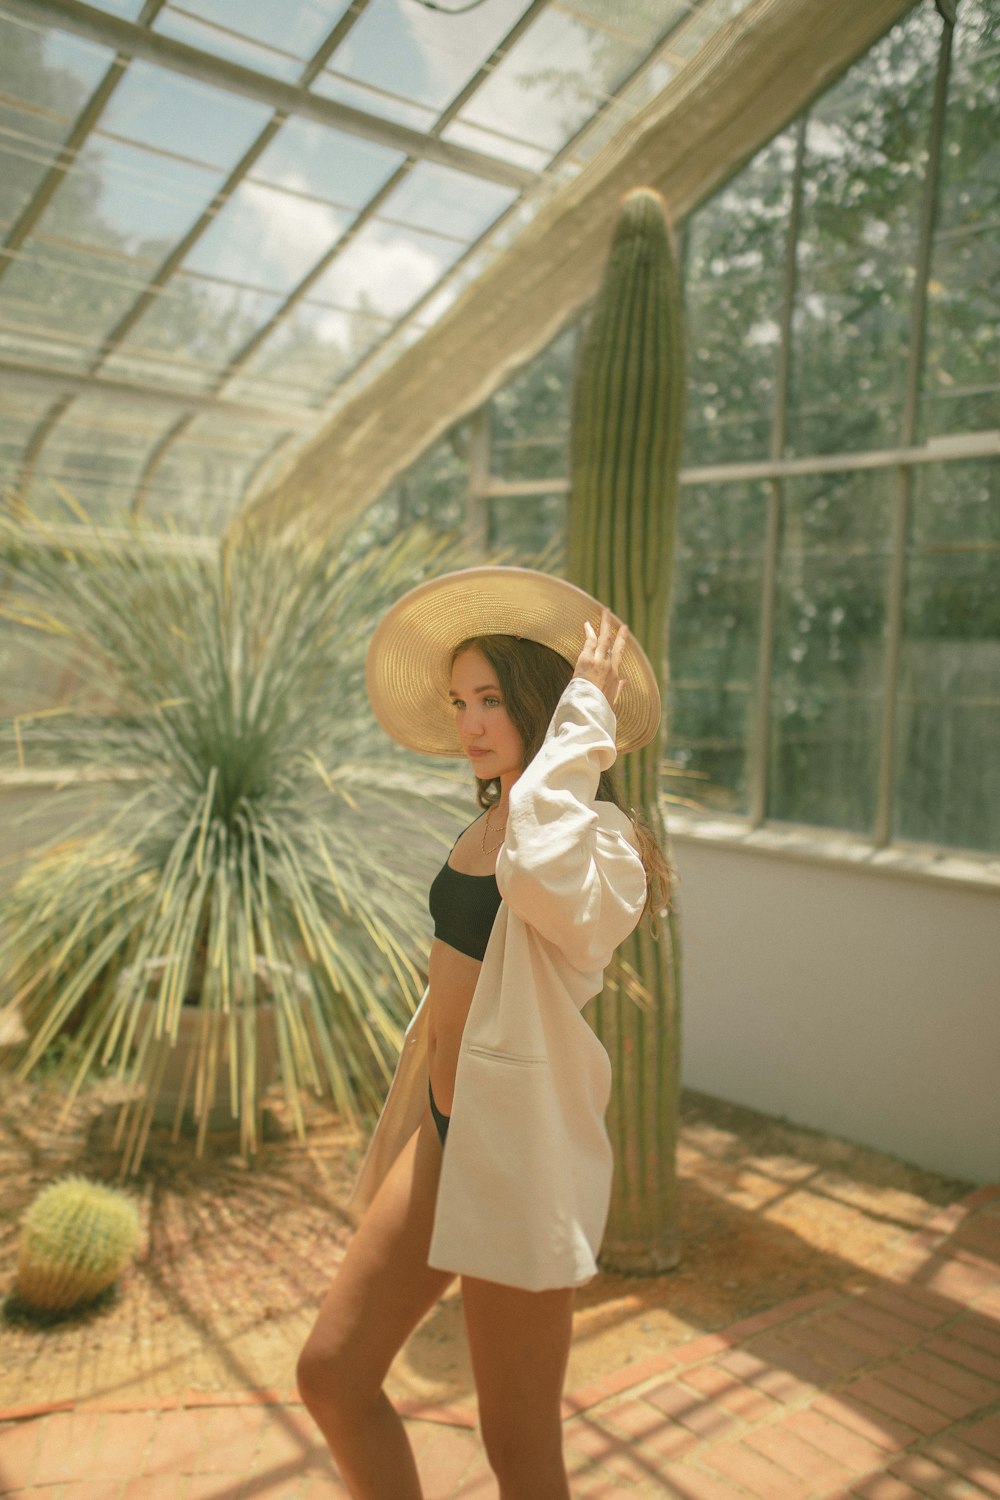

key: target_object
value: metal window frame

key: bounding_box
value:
[467,4,997,856]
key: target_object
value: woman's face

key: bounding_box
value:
[449,647,524,782]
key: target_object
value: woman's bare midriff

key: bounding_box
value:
[426,940,482,1115]
[426,812,497,1116]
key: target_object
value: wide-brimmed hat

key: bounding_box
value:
[365,565,661,756]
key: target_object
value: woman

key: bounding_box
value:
[297,565,667,1500]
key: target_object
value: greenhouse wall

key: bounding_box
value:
[674,833,999,1184]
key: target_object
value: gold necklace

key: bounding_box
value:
[481,805,507,857]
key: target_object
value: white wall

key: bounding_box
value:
[674,832,1000,1185]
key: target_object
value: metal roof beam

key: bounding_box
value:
[3,0,537,191]
[0,357,313,429]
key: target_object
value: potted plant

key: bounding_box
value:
[0,510,469,1172]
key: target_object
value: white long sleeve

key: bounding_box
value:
[497,677,647,972]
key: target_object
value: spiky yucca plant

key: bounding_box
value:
[0,513,470,1171]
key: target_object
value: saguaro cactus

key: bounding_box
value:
[567,186,684,1270]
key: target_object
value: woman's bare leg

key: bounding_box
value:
[462,1276,575,1500]
[296,1110,454,1499]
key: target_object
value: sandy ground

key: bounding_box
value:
[0,1076,973,1412]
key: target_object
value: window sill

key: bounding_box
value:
[664,808,1000,894]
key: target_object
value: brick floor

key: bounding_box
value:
[0,1183,996,1500]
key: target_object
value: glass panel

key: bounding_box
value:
[245,432,299,500]
[140,432,281,532]
[310,72,438,134]
[0,20,114,226]
[683,129,796,465]
[167,0,343,57]
[54,391,184,439]
[488,493,565,560]
[922,1,1000,439]
[308,220,463,319]
[0,587,80,764]
[181,411,279,447]
[324,0,527,117]
[35,137,225,254]
[0,19,114,115]
[249,120,405,208]
[438,119,551,174]
[0,390,61,492]
[22,398,183,524]
[154,0,349,82]
[492,441,568,487]
[785,6,941,456]
[395,426,471,534]
[923,227,999,437]
[564,0,690,45]
[667,482,769,814]
[910,455,1000,550]
[97,60,272,167]
[153,11,299,82]
[380,163,516,241]
[451,8,643,160]
[80,0,146,18]
[936,0,999,239]
[0,241,156,368]
[490,326,575,483]
[102,276,284,392]
[767,470,892,833]
[0,102,62,227]
[231,300,391,405]
[895,459,1000,852]
[411,286,455,332]
[0,19,114,227]
[567,0,702,171]
[182,180,349,293]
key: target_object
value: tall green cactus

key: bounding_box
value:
[568,186,684,1270]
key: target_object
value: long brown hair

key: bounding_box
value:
[452,634,672,923]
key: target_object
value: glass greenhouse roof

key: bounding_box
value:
[0,0,755,530]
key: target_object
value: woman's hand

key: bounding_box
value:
[572,607,629,713]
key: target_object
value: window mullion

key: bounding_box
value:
[874,10,954,849]
[748,116,807,828]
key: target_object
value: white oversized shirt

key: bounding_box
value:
[349,676,648,1291]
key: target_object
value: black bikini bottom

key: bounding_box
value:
[428,1079,450,1147]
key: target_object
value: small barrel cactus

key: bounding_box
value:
[15,1175,141,1312]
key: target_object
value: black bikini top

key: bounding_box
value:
[428,830,503,962]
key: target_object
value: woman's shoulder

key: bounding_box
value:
[447,809,519,879]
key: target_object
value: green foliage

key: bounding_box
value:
[0,511,472,1167]
[15,1176,141,1313]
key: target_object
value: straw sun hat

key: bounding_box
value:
[365,565,661,757]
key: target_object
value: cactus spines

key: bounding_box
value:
[15,1176,141,1312]
[568,186,684,1271]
